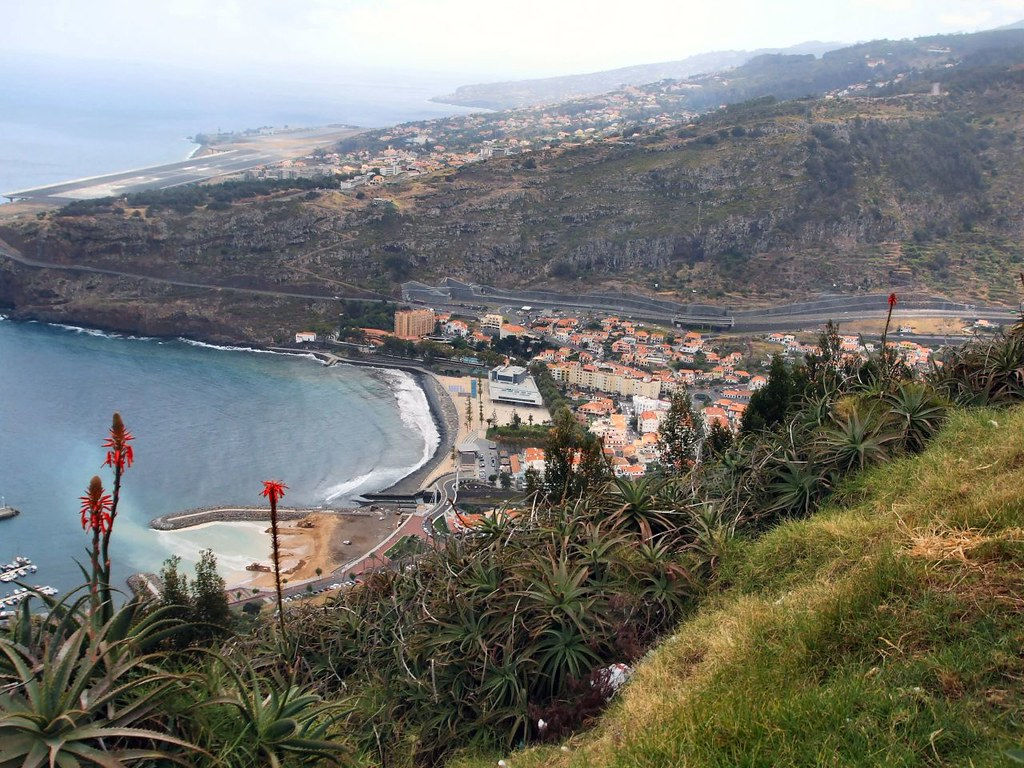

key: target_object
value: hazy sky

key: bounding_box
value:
[3,0,1022,80]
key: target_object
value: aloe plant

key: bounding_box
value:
[0,600,199,766]
[204,665,348,767]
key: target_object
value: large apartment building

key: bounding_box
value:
[394,308,436,340]
[549,363,661,399]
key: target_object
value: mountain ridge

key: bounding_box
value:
[431,41,842,110]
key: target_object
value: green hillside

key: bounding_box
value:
[453,405,1024,768]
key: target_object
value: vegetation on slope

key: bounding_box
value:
[3,41,1024,342]
[4,302,1023,766]
[452,404,1024,768]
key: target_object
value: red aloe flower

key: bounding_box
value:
[261,480,288,504]
[79,475,113,533]
[102,412,134,471]
[888,292,898,308]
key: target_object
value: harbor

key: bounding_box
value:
[0,555,58,622]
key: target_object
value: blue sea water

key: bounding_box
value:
[0,57,476,193]
[0,319,438,592]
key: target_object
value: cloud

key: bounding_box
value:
[2,0,1022,79]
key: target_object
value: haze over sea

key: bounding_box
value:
[0,57,478,194]
[0,319,439,591]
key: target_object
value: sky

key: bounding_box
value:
[2,0,1022,81]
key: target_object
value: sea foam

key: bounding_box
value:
[322,368,440,502]
[177,337,324,363]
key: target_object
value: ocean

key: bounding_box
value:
[0,57,477,194]
[0,318,439,592]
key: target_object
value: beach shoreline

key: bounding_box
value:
[0,316,459,591]
[268,347,460,497]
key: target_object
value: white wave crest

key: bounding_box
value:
[322,369,440,502]
[177,338,324,363]
[323,466,400,502]
[45,322,154,341]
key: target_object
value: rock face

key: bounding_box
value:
[2,72,1023,337]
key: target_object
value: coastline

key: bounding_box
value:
[268,346,458,497]
[0,314,459,516]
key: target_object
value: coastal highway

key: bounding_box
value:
[404,279,1020,331]
[0,235,386,303]
[224,474,459,608]
[3,232,1017,334]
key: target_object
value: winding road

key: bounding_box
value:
[0,236,385,304]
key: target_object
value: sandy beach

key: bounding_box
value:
[150,359,465,592]
[225,511,400,590]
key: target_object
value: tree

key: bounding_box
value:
[705,420,734,458]
[742,354,797,434]
[192,548,230,632]
[500,471,512,490]
[524,467,541,496]
[159,554,190,616]
[543,409,609,503]
[511,410,523,429]
[658,391,700,472]
[805,320,847,393]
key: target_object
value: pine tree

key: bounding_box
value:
[543,409,608,503]
[192,548,230,632]
[158,555,190,609]
[524,467,541,497]
[657,391,700,472]
[805,320,846,393]
[741,354,796,434]
[705,420,734,458]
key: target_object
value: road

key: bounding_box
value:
[3,233,1016,338]
[404,279,1020,332]
[231,474,458,608]
[0,236,385,303]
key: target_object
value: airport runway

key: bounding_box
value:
[2,149,283,203]
[2,125,360,204]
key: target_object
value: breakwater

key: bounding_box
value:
[150,505,381,530]
[151,506,319,530]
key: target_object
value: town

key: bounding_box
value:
[294,299,965,532]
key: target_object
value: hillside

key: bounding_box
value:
[1,37,1023,341]
[452,405,1024,767]
[432,41,839,110]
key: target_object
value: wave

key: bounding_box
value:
[382,368,442,467]
[177,338,325,363]
[323,466,402,502]
[322,369,441,502]
[47,323,153,341]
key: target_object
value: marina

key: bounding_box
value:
[0,556,58,621]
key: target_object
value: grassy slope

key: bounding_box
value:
[453,406,1024,768]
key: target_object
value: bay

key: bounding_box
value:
[0,319,438,593]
